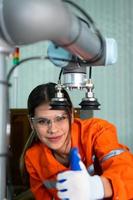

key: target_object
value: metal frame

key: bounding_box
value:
[0,39,14,200]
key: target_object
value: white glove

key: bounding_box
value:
[56,161,104,200]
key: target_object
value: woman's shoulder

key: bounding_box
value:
[74,117,115,127]
[25,142,42,158]
[73,117,117,137]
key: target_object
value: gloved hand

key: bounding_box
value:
[56,161,104,200]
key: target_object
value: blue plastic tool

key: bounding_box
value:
[69,147,81,170]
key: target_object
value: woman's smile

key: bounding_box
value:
[46,135,63,143]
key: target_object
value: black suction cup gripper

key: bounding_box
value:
[79,99,100,110]
[50,99,70,110]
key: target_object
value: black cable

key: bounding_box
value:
[7,56,44,81]
[7,56,76,82]
[0,80,11,87]
[89,66,92,79]
[62,0,94,24]
[77,16,91,28]
[58,68,63,84]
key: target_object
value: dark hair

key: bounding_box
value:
[27,82,73,117]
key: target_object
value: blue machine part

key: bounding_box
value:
[47,42,72,67]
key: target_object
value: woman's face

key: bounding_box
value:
[31,104,71,153]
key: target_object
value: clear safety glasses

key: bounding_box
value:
[30,113,68,128]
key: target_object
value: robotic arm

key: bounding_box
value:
[0,0,117,66]
[0,0,117,107]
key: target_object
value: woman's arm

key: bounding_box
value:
[25,152,53,200]
[92,118,133,199]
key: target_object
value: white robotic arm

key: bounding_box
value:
[0,0,117,66]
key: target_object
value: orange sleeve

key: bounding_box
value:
[25,154,52,200]
[92,119,133,200]
[101,152,133,200]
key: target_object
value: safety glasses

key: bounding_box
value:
[30,113,68,128]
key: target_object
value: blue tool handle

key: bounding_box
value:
[69,147,81,171]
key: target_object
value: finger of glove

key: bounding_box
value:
[58,189,80,200]
[56,176,76,191]
[57,171,74,182]
[56,179,68,190]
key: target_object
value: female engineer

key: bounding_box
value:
[22,82,133,200]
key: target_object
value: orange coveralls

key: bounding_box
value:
[25,118,133,200]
